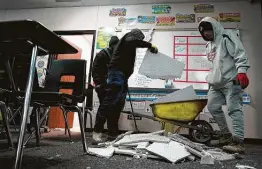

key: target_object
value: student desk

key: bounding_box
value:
[0,20,78,169]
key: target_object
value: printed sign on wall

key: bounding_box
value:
[194,4,214,13]
[127,115,142,120]
[176,13,196,23]
[156,16,175,26]
[219,13,241,22]
[138,16,156,24]
[36,55,49,87]
[96,27,116,49]
[118,17,137,26]
[152,5,171,14]
[109,8,126,17]
[197,16,219,23]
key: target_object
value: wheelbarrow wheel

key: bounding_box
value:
[189,120,213,144]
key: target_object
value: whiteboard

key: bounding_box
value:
[116,29,240,90]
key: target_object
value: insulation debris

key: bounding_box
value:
[87,131,238,165]
[151,85,198,105]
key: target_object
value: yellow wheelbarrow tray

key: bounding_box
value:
[150,99,208,122]
[122,99,217,143]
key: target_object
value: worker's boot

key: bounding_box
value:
[223,137,245,154]
[92,132,103,144]
[218,132,233,145]
[210,131,232,146]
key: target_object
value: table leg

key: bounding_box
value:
[0,101,14,149]
[14,45,38,169]
[4,59,17,92]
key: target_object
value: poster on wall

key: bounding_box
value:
[109,8,126,17]
[219,13,241,22]
[137,16,156,24]
[197,16,219,23]
[118,17,137,26]
[156,16,175,26]
[194,4,214,13]
[152,5,171,14]
[36,55,49,87]
[175,13,196,23]
[96,27,116,49]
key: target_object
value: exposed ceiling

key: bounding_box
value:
[0,0,245,10]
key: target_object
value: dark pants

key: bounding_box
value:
[94,70,127,137]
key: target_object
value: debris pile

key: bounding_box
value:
[87,131,237,164]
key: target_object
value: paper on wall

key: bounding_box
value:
[138,50,185,80]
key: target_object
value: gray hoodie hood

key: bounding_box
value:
[198,17,225,41]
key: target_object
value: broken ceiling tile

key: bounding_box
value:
[170,134,204,152]
[117,145,137,150]
[200,154,215,165]
[151,85,197,105]
[150,130,165,135]
[146,141,190,163]
[114,148,138,157]
[114,133,170,146]
[136,142,150,150]
[236,164,256,169]
[206,149,235,161]
[146,154,163,160]
[138,51,185,80]
[87,146,115,158]
[120,142,149,147]
[185,146,203,158]
[187,155,196,161]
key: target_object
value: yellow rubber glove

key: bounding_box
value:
[150,45,158,54]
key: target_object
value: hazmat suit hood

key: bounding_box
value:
[109,36,119,48]
[126,28,145,41]
[198,17,225,41]
[199,17,250,88]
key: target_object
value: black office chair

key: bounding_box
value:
[82,83,94,131]
[17,59,88,152]
[0,56,44,149]
[0,59,19,149]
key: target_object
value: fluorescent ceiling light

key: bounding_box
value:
[56,0,81,2]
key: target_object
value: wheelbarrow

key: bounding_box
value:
[123,99,216,144]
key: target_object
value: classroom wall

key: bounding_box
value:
[0,1,262,139]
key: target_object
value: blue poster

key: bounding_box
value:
[152,5,171,14]
[137,16,156,24]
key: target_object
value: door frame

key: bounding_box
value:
[54,30,96,84]
[54,30,96,130]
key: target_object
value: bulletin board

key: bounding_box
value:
[116,28,240,90]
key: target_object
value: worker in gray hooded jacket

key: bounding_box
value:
[198,17,250,154]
